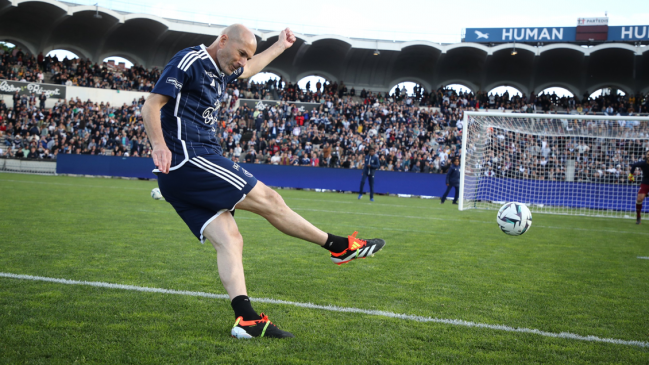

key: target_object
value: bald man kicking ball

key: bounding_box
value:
[142,24,386,339]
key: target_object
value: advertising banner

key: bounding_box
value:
[465,27,576,43]
[0,79,66,99]
[465,25,649,43]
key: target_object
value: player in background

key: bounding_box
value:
[358,146,380,201]
[441,157,461,204]
[629,150,649,224]
[142,24,385,339]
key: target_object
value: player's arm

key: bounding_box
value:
[239,28,296,79]
[142,93,172,173]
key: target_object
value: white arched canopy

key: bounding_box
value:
[538,87,574,98]
[488,85,523,97]
[297,75,329,92]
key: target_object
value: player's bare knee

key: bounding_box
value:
[254,186,286,216]
[210,231,243,252]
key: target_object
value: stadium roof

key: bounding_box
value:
[1,0,648,95]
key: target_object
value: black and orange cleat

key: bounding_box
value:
[231,313,294,339]
[330,231,385,265]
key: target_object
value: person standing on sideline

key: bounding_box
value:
[142,24,385,340]
[441,157,461,204]
[358,146,380,201]
[629,150,649,224]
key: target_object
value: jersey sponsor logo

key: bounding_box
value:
[202,106,220,125]
[205,70,221,79]
[166,77,183,89]
[232,163,240,171]
[241,167,253,178]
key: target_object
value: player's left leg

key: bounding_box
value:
[452,184,459,204]
[236,181,385,265]
[637,192,646,225]
[368,174,375,201]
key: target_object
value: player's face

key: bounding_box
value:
[218,37,256,75]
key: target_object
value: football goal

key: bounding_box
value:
[459,112,649,219]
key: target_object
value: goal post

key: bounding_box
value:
[459,112,649,218]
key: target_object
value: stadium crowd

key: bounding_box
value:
[475,126,649,184]
[1,46,648,179]
[2,45,648,113]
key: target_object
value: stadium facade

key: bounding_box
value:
[1,0,648,96]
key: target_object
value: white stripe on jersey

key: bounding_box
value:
[180,53,200,72]
[189,159,244,190]
[195,156,247,186]
[178,51,198,70]
[174,91,182,138]
[182,50,209,72]
[167,91,189,171]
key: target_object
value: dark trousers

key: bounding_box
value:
[441,184,459,203]
[359,173,375,198]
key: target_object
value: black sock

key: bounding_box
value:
[231,295,261,320]
[323,233,349,253]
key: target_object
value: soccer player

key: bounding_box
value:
[358,146,380,201]
[629,150,649,224]
[141,24,385,339]
[441,157,461,204]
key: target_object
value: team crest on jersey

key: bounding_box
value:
[202,107,219,125]
[166,77,182,89]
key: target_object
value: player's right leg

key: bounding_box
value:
[358,174,367,199]
[235,181,386,265]
[637,191,646,225]
[441,185,451,203]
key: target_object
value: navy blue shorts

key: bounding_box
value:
[157,154,257,243]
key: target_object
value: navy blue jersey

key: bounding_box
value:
[152,44,243,170]
[630,159,649,185]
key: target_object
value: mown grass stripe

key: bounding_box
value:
[1,272,647,348]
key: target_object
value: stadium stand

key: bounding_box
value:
[2,83,648,180]
[2,43,649,176]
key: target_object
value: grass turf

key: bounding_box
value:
[0,172,648,364]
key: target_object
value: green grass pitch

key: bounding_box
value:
[1,173,648,364]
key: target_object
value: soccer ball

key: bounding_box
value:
[151,188,163,200]
[497,202,532,236]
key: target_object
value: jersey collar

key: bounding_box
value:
[200,44,223,77]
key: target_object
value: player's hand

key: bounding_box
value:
[277,28,296,50]
[152,145,172,174]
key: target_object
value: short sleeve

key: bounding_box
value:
[151,49,197,98]
[226,67,244,84]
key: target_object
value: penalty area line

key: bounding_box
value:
[638,257,649,260]
[0,272,647,349]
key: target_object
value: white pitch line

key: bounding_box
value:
[638,257,649,260]
[1,272,647,349]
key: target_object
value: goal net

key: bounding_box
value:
[459,112,649,219]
